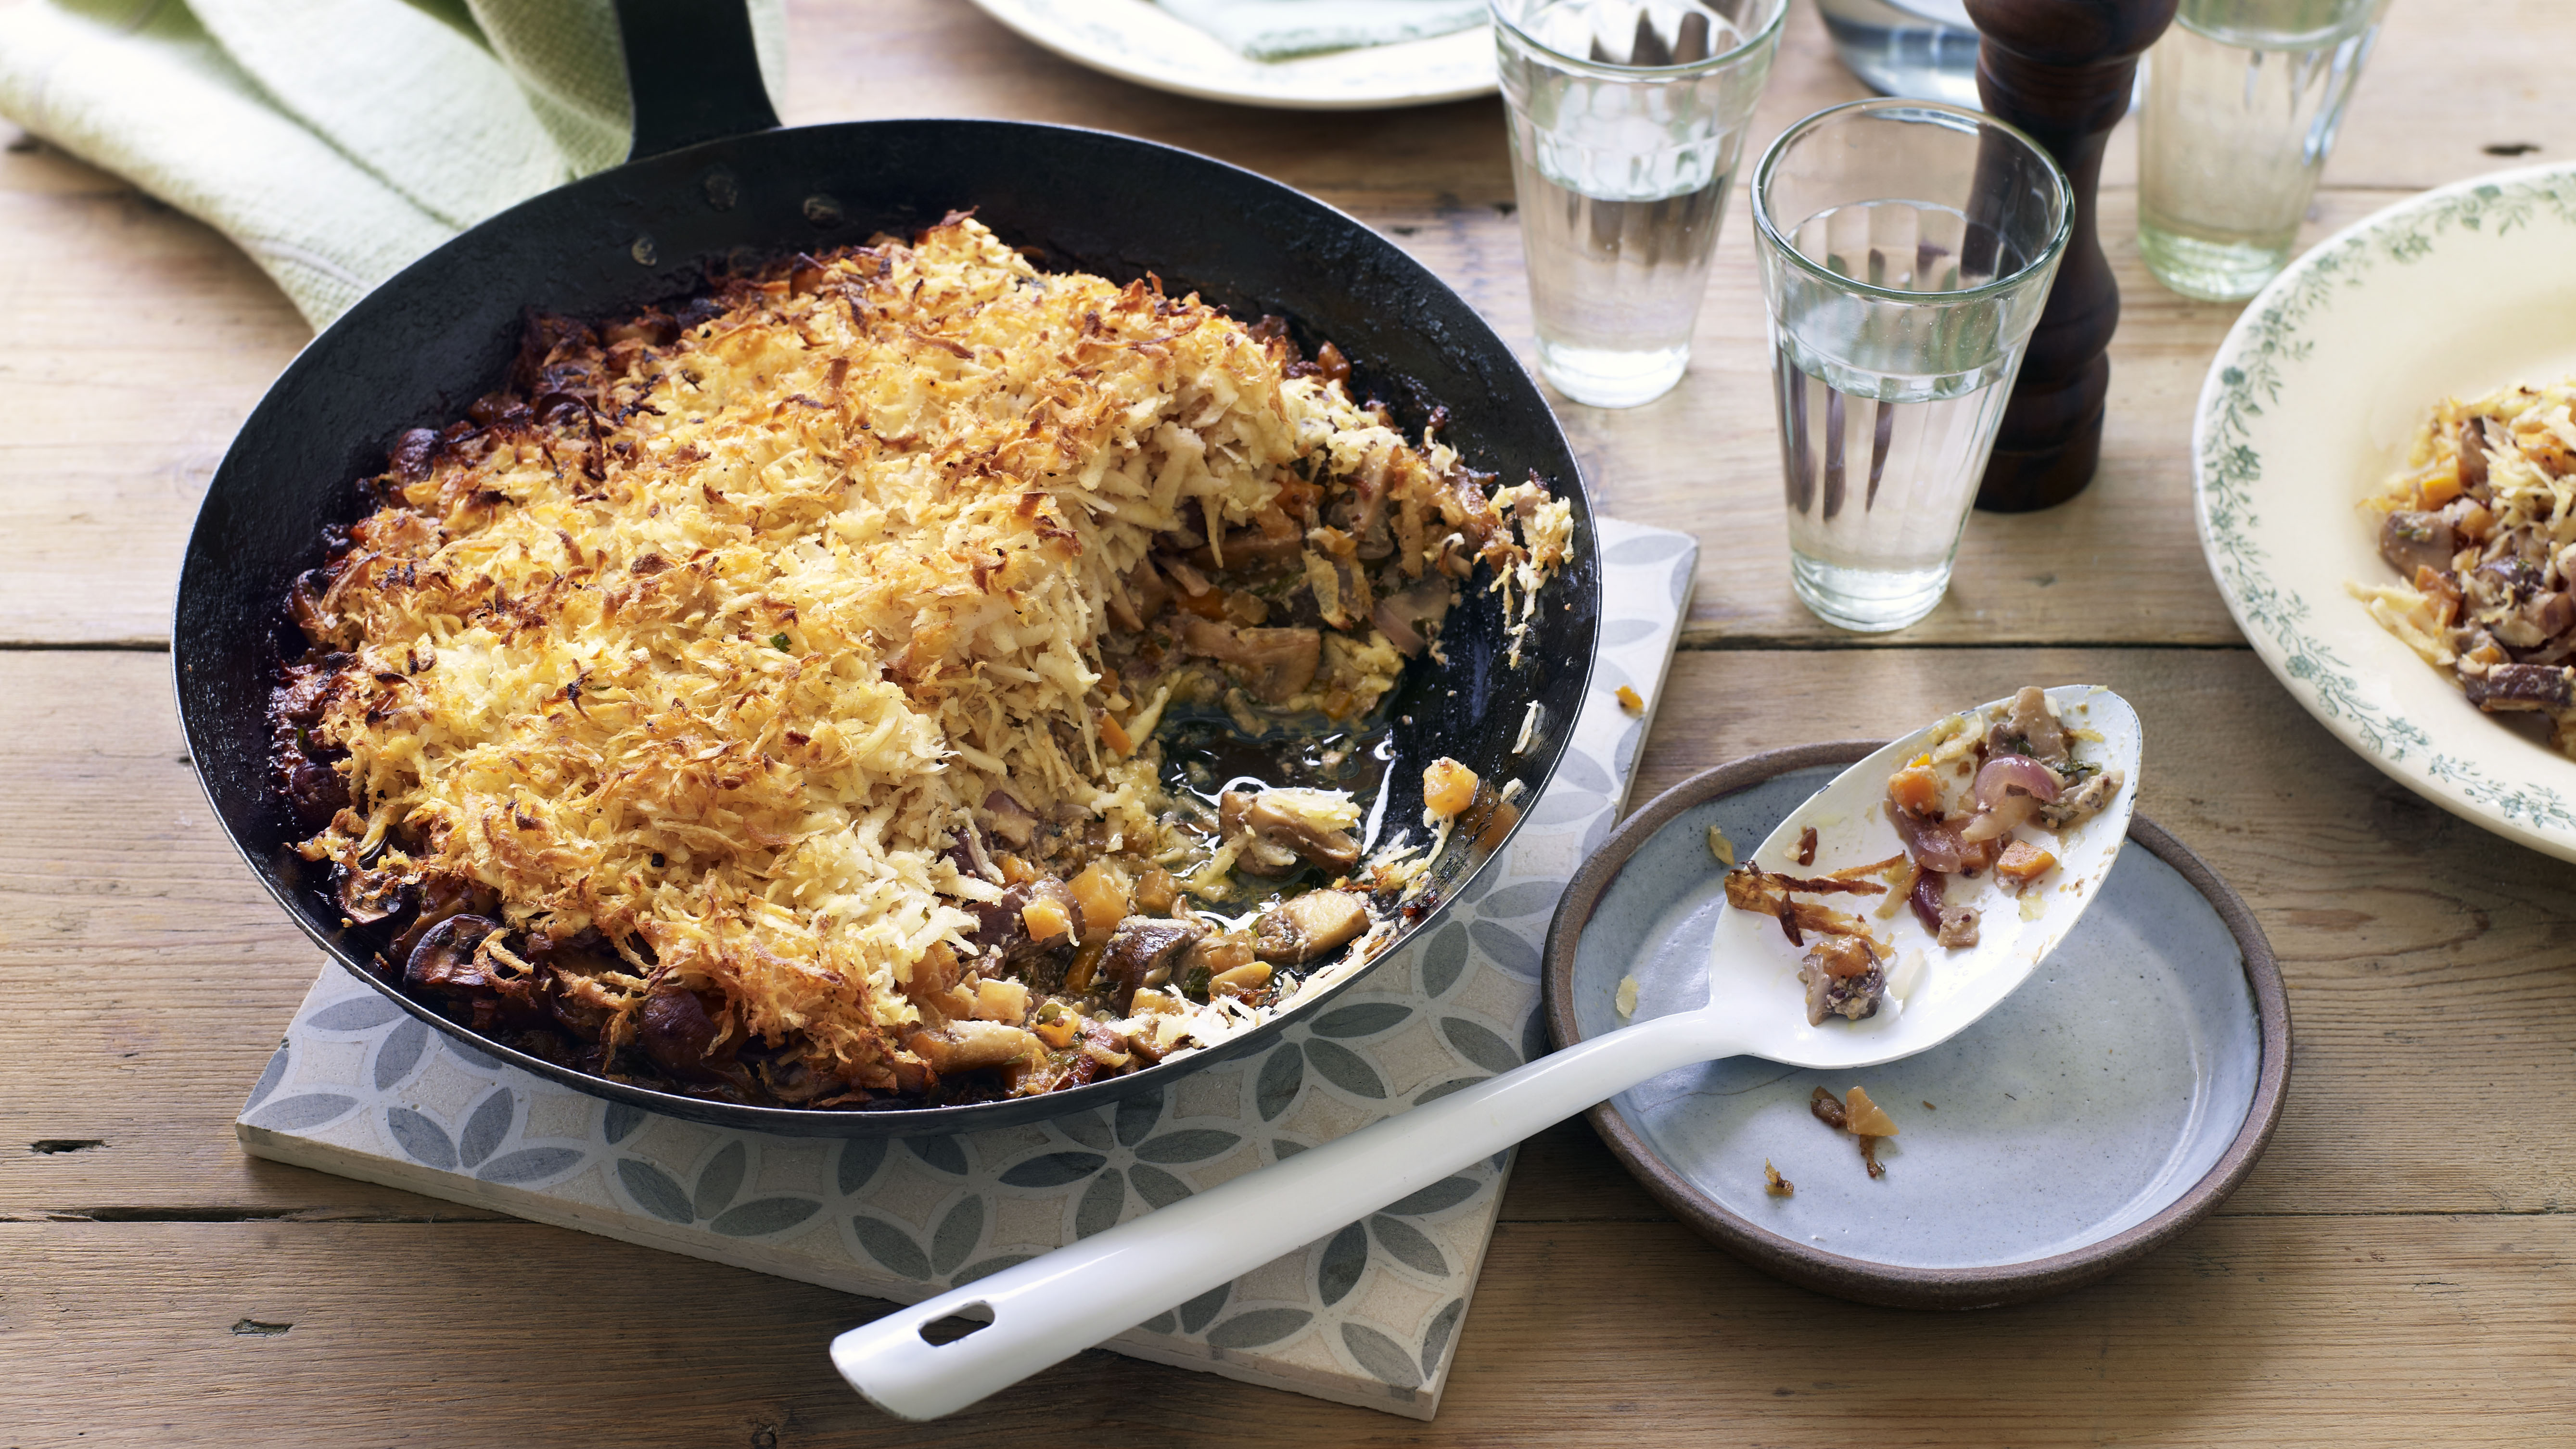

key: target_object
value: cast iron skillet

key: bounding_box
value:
[174,0,1600,1137]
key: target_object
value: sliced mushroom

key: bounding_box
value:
[334,866,412,926]
[404,914,500,995]
[907,1020,1046,1074]
[2529,590,2576,641]
[2464,662,2575,712]
[969,878,1077,966]
[2459,416,2493,495]
[1179,618,1321,705]
[1371,576,1454,658]
[1098,916,1208,1012]
[2380,510,2458,581]
[1220,788,1361,877]
[2037,769,2126,830]
[982,789,1039,849]
[1798,937,1885,1027]
[387,874,500,961]
[1253,889,1371,965]
[638,980,739,1080]
[1986,685,2068,768]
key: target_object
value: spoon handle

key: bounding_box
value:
[831,1007,1732,1419]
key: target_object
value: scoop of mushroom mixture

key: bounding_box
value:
[1723,687,2125,1029]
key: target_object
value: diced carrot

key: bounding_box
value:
[2419,469,2464,508]
[1097,710,1134,757]
[1423,757,1479,817]
[1032,1002,1079,1049]
[1020,894,1072,942]
[1996,840,2056,882]
[1069,862,1130,939]
[1886,765,1942,817]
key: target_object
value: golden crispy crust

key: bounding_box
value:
[275,216,1569,1106]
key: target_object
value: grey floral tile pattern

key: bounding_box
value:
[235,518,1695,1421]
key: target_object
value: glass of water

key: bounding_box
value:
[2137,0,2390,303]
[1493,0,1789,409]
[1751,99,2072,633]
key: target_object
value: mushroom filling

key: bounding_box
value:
[1726,686,2124,1028]
[2355,379,2576,749]
[267,218,1570,1110]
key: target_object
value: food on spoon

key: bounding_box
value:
[1797,933,1886,1025]
[267,215,1573,1110]
[1727,687,2121,1027]
[2353,381,2576,750]
[1883,686,2125,948]
[1722,861,1890,1023]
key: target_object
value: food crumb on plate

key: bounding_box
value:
[1811,1085,1900,1180]
[1614,973,1640,1020]
[1615,684,1645,714]
[1707,824,1735,866]
[1763,1159,1794,1197]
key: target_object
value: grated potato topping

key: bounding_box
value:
[279,216,1570,1101]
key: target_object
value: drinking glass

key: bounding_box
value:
[1750,99,2072,633]
[1492,0,1789,409]
[2137,0,2390,302]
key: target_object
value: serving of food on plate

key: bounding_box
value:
[266,216,1572,1113]
[2354,378,2576,747]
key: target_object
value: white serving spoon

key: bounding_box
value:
[832,686,2142,1419]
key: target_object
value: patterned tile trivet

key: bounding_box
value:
[237,518,1698,1419]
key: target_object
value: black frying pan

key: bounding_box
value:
[175,0,1600,1137]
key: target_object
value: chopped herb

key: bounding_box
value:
[770,633,792,651]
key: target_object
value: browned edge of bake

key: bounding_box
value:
[1538,740,2293,1311]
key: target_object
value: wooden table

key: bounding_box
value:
[8,2,2573,1443]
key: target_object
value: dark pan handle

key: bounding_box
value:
[615,0,782,162]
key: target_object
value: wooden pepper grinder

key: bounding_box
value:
[1964,0,2177,511]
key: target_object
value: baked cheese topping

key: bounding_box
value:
[280,216,1570,1103]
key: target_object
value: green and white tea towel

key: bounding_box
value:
[0,0,785,327]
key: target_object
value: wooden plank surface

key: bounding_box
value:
[11,0,2576,648]
[7,644,2575,1448]
[9,0,2576,1442]
[9,1213,2569,1448]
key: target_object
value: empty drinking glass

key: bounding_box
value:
[1493,0,1789,409]
[2137,0,2390,302]
[1751,99,2072,632]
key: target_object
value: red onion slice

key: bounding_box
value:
[1959,791,2039,842]
[1975,754,2061,811]
[1890,804,1966,874]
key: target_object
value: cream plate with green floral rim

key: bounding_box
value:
[960,0,1495,110]
[2195,161,2576,863]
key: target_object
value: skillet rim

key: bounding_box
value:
[177,115,1602,1138]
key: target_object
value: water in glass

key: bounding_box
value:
[2137,0,2385,302]
[1497,0,1780,408]
[1767,199,2023,631]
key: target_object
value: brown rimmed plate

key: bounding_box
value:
[1543,742,2290,1309]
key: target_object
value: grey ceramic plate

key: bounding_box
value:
[1544,743,2290,1309]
